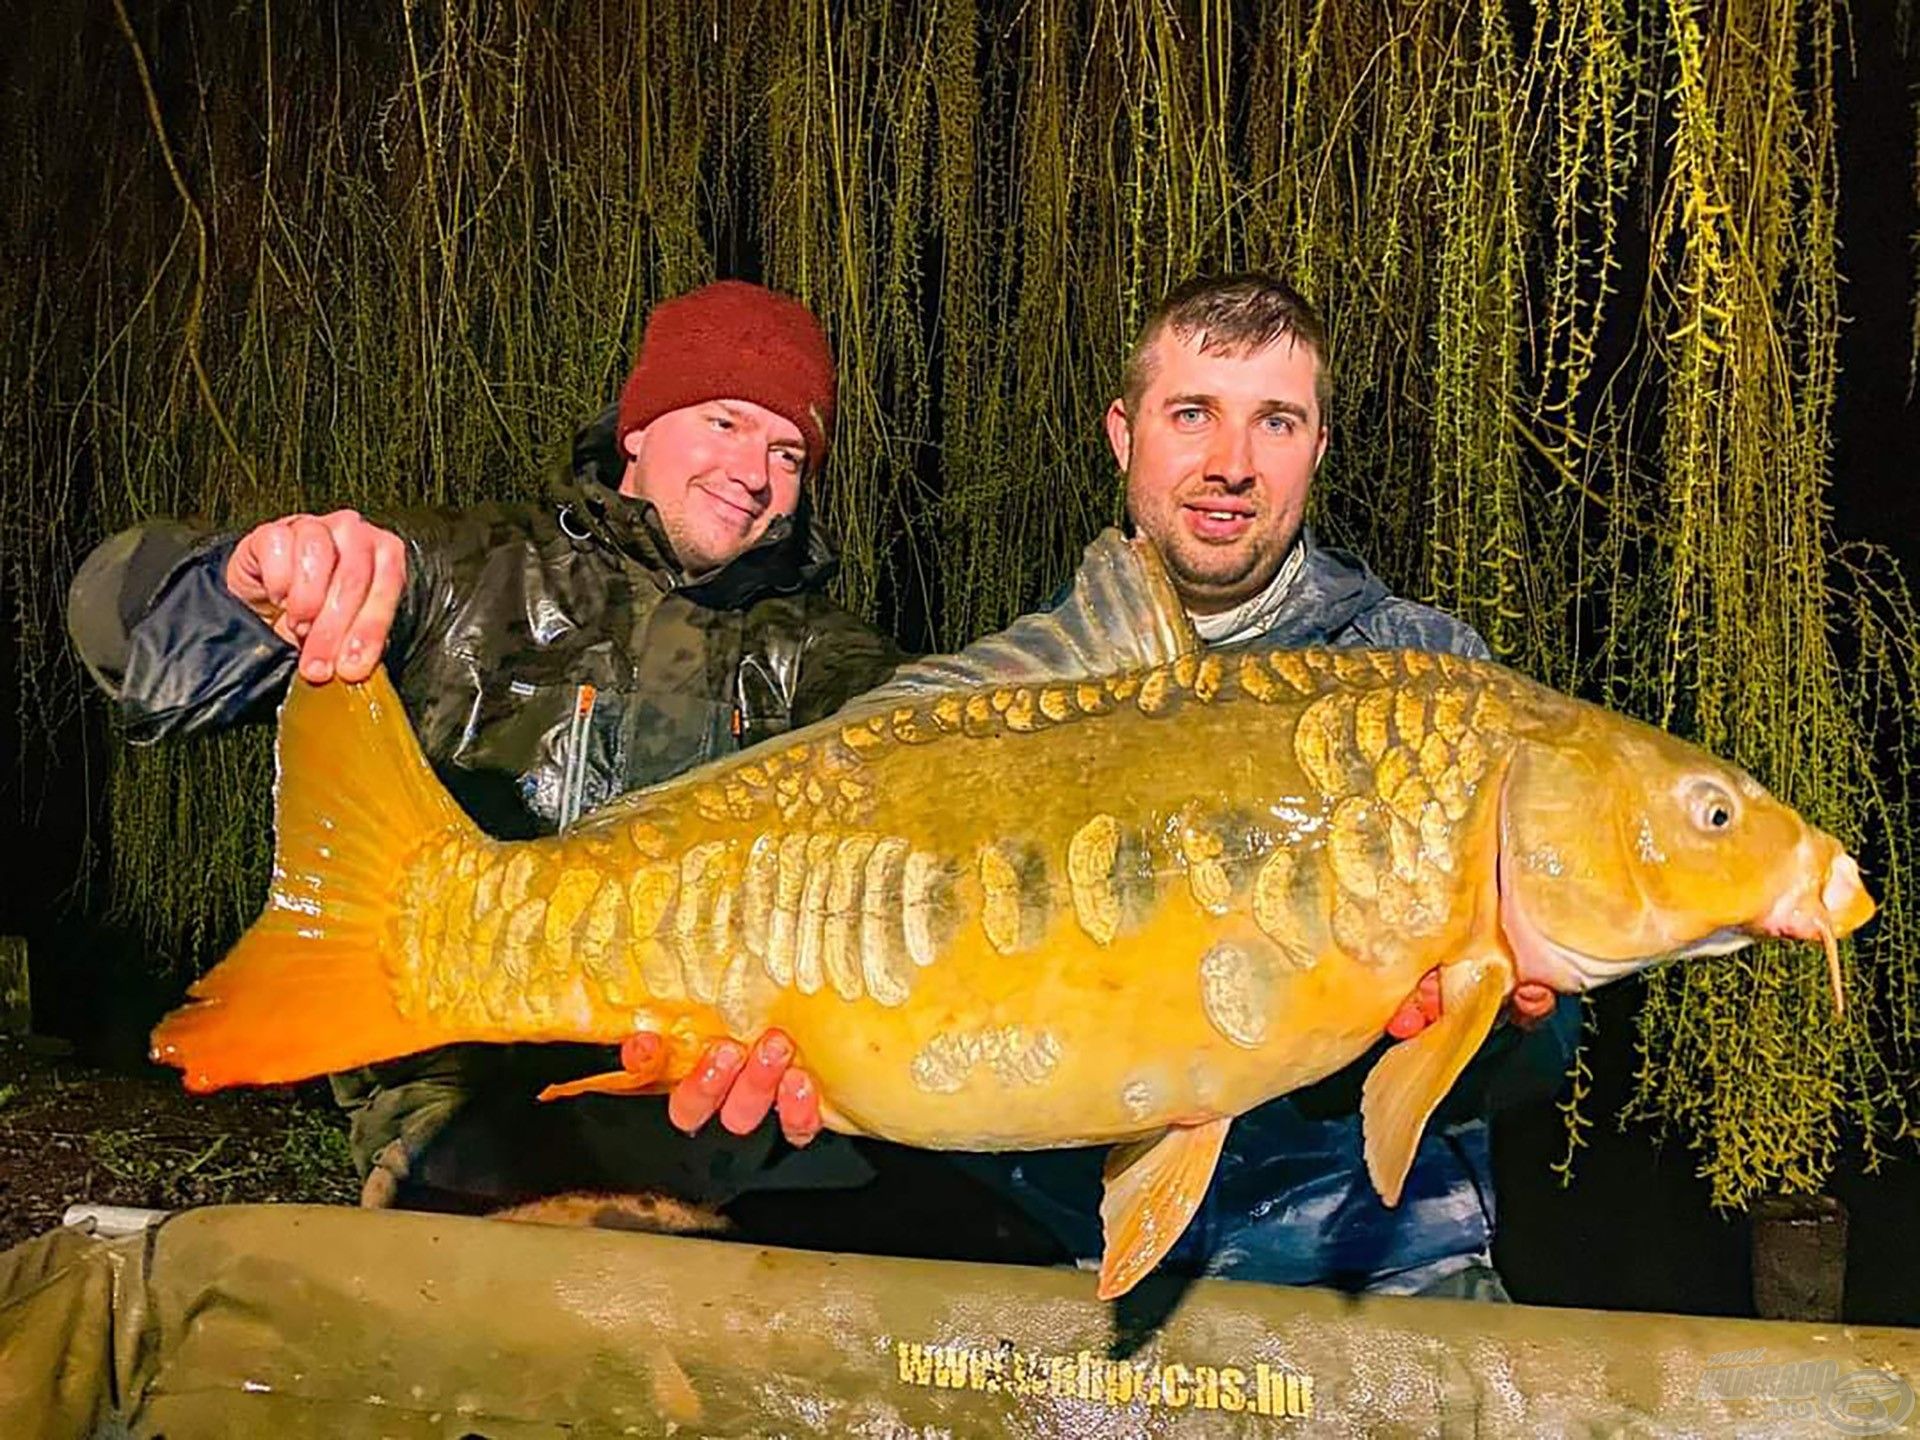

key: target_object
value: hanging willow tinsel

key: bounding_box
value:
[2,0,1914,1207]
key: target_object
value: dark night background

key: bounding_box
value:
[1,1,1916,1326]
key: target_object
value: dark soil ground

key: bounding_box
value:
[0,1034,355,1253]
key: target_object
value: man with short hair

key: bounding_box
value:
[68,278,905,1214]
[710,272,1580,1297]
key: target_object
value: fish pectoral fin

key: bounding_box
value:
[1361,955,1513,1208]
[1096,1116,1230,1301]
[537,1069,669,1102]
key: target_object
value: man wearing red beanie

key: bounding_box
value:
[614,279,840,578]
[66,278,906,1217]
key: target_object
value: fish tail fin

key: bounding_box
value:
[151,666,480,1091]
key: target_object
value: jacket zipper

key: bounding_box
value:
[557,683,597,831]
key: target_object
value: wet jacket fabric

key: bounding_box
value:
[66,406,906,1195]
[946,529,1584,1295]
[69,408,904,835]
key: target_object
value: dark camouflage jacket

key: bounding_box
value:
[67,405,906,1179]
[69,407,904,834]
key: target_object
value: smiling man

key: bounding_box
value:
[628,397,805,567]
[1105,285,1326,620]
[67,278,904,1216]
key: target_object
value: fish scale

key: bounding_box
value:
[393,645,1519,1043]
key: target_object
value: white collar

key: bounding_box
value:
[1188,542,1307,646]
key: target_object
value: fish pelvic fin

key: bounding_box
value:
[1096,1115,1230,1301]
[150,665,479,1092]
[1361,954,1513,1207]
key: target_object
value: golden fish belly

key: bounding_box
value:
[764,892,1431,1148]
[393,647,1520,1143]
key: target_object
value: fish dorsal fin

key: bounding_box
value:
[854,527,1198,705]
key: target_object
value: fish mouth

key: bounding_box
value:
[1766,849,1876,940]
[1498,822,1873,1018]
[1755,847,1874,1019]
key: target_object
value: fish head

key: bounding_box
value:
[1497,716,1873,1009]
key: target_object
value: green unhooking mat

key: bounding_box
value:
[2,1204,1916,1437]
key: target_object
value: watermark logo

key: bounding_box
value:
[1697,1348,1914,1435]
[894,1340,1312,1420]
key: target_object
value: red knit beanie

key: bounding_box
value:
[616,280,836,465]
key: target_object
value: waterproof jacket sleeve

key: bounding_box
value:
[65,512,456,743]
[66,521,290,741]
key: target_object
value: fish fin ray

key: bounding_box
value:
[848,529,1199,703]
[538,1070,669,1102]
[1361,955,1512,1206]
[1096,1115,1229,1300]
[150,666,479,1090]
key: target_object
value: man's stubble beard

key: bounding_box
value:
[1158,516,1300,615]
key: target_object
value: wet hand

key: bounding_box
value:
[226,509,407,683]
[1385,971,1557,1040]
[633,1029,822,1146]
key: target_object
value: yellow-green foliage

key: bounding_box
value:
[3,0,1913,1206]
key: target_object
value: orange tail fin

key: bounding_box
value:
[151,665,481,1091]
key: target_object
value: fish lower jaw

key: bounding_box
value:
[1761,843,1876,942]
[1669,927,1758,960]
[1511,918,1754,992]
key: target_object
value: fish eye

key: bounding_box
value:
[1685,779,1739,834]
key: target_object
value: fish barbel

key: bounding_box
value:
[151,532,1876,1298]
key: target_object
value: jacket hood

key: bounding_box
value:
[1222,526,1392,648]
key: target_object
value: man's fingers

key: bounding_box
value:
[226,512,404,683]
[775,1067,822,1147]
[299,523,376,683]
[257,524,308,647]
[663,1032,811,1140]
[280,516,340,640]
[667,1040,744,1135]
[1509,982,1558,1030]
[1385,969,1445,1040]
[1418,970,1442,1020]
[335,531,408,683]
[1385,995,1428,1040]
[717,1031,793,1136]
[227,520,295,621]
